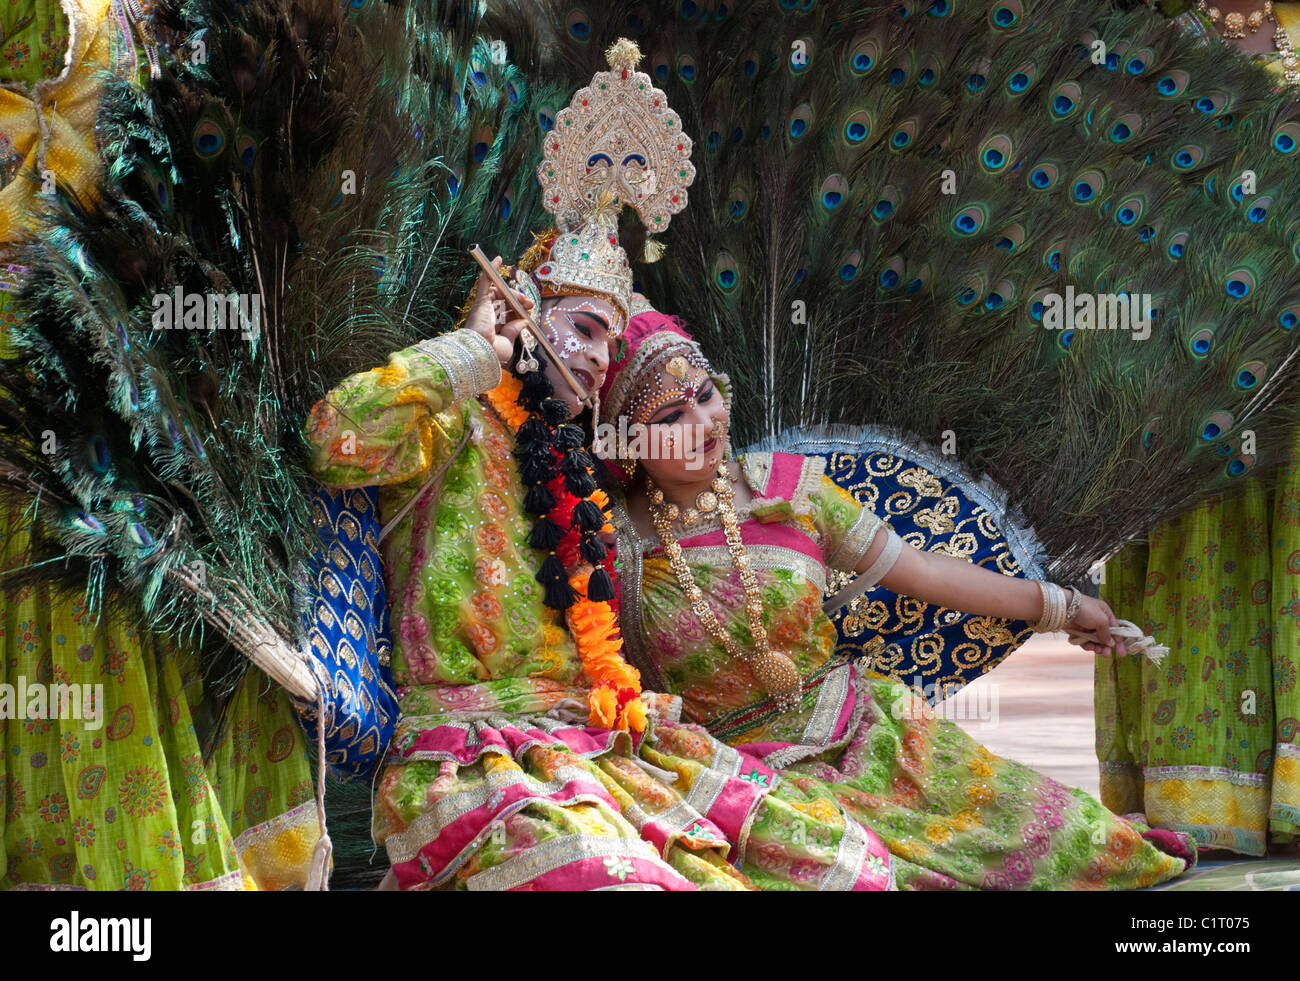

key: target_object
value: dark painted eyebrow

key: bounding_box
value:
[568,311,609,331]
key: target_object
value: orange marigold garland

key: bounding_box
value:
[483,374,530,431]
[483,371,644,733]
[568,570,645,732]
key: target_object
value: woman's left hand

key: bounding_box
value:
[1069,593,1127,657]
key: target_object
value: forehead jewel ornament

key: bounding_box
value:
[535,38,696,337]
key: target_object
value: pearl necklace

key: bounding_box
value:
[647,464,802,711]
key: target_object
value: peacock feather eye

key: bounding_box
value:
[995,223,1025,252]
[979,134,1013,173]
[566,9,591,40]
[843,109,872,147]
[956,274,985,307]
[1005,61,1035,95]
[705,129,721,150]
[235,132,258,169]
[71,511,105,536]
[849,37,879,76]
[1247,196,1271,224]
[951,204,987,237]
[1071,169,1104,204]
[1280,307,1299,330]
[1114,194,1145,226]
[1187,326,1215,357]
[1049,82,1081,119]
[1044,246,1062,272]
[1028,288,1051,321]
[1027,162,1059,191]
[129,523,154,549]
[1229,178,1247,203]
[1126,48,1154,75]
[1198,410,1234,442]
[537,105,556,131]
[1058,329,1075,350]
[1195,92,1229,115]
[927,0,952,15]
[838,250,861,283]
[472,126,493,164]
[1234,360,1266,391]
[872,185,901,222]
[989,1,1022,31]
[743,48,759,78]
[193,118,225,160]
[985,279,1014,311]
[1225,453,1254,477]
[469,58,487,86]
[506,80,520,105]
[788,103,813,140]
[652,53,670,80]
[729,183,750,220]
[1141,417,1160,450]
[1170,144,1204,170]
[712,252,739,294]
[1273,121,1300,154]
[789,38,813,73]
[1110,113,1142,143]
[905,262,931,294]
[1224,267,1255,299]
[878,255,905,290]
[88,435,111,473]
[499,187,513,220]
[889,120,916,149]
[917,55,940,87]
[819,174,848,212]
[447,166,464,198]
[1166,230,1189,260]
[677,54,697,82]
[1156,70,1189,97]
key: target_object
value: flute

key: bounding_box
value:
[469,245,593,409]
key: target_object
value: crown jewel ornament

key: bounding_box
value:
[535,39,696,334]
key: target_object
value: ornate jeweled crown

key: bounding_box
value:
[535,38,696,336]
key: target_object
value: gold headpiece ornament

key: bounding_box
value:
[534,38,696,335]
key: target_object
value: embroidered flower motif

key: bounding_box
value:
[60,733,80,764]
[482,492,508,520]
[475,557,507,587]
[118,767,169,818]
[476,523,508,556]
[71,817,95,847]
[864,852,888,876]
[471,591,504,621]
[154,829,182,860]
[121,859,160,892]
[399,614,430,644]
[603,856,635,881]
[39,793,68,823]
[741,769,770,787]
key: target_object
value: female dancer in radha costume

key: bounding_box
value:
[597,312,1198,889]
[1097,0,1300,858]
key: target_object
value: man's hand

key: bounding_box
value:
[464,254,536,367]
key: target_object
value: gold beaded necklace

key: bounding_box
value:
[646,463,802,711]
[1197,1,1300,83]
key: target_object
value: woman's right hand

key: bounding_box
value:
[464,255,536,368]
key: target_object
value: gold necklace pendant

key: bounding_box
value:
[646,464,803,710]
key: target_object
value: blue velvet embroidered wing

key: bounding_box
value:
[750,426,1045,702]
[300,484,398,781]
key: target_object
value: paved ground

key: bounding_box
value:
[938,633,1100,798]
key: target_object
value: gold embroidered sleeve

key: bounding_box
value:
[809,475,887,572]
[304,328,500,487]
